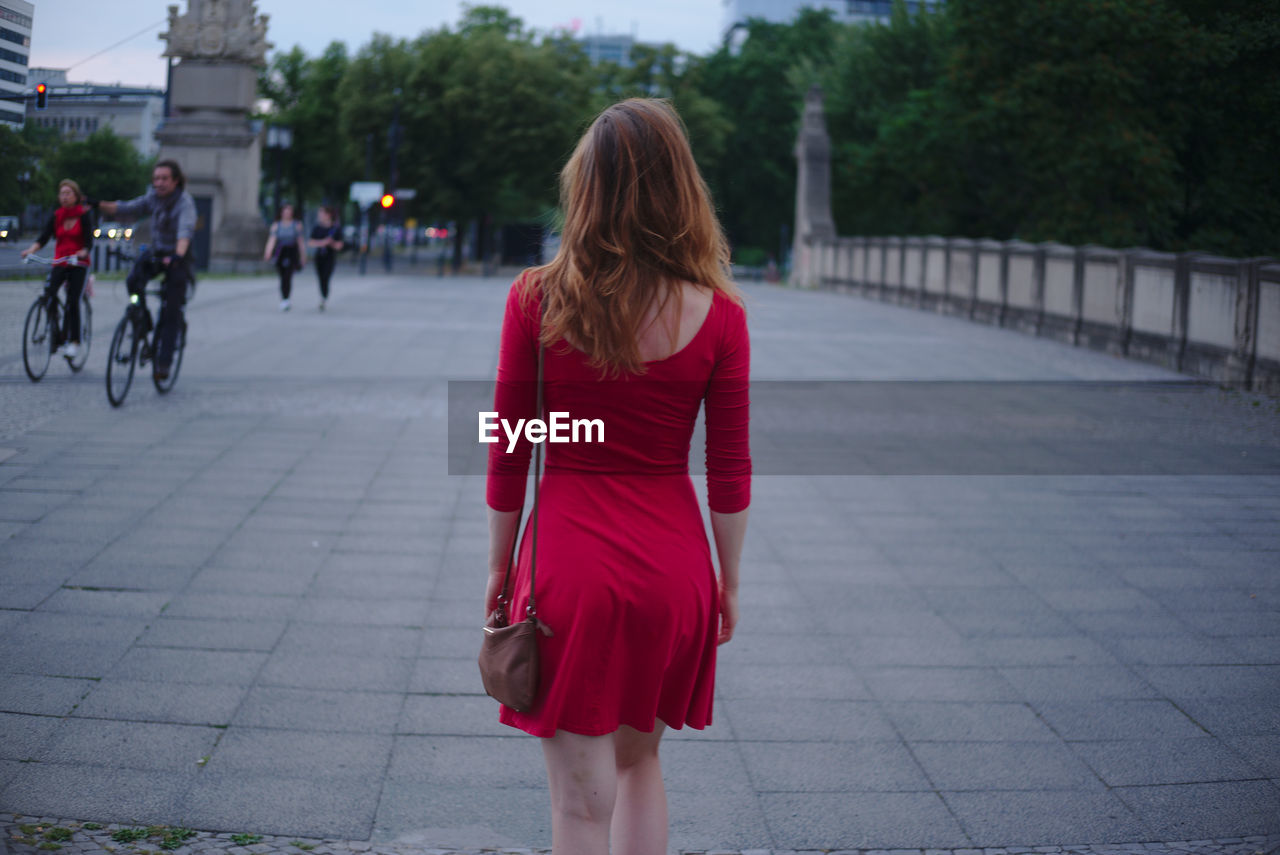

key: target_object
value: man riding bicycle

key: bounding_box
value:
[97,159,196,381]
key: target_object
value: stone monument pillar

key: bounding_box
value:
[156,0,272,270]
[792,85,837,288]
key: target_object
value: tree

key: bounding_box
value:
[0,123,60,219]
[1164,0,1280,255]
[340,13,594,268]
[822,1,956,236]
[699,9,841,260]
[259,41,357,214]
[48,128,153,205]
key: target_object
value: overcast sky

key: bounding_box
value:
[29,0,729,89]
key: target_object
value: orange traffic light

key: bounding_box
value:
[380,194,394,209]
[35,82,48,110]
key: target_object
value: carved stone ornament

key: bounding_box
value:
[161,0,272,64]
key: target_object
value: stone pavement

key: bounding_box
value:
[1,271,1278,851]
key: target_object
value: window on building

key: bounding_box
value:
[0,26,28,46]
[0,6,34,28]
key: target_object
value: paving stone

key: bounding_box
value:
[3,277,1279,852]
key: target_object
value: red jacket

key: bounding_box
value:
[36,205,94,264]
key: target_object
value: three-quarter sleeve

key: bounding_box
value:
[704,296,751,512]
[486,274,541,512]
[34,214,56,248]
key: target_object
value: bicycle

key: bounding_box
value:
[21,255,92,382]
[105,251,195,407]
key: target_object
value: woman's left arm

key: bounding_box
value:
[78,210,94,257]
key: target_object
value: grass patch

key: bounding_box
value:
[44,827,74,841]
[230,833,263,845]
[84,822,103,830]
[111,827,149,843]
[291,842,316,851]
[160,827,196,850]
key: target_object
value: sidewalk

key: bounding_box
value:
[1,273,1278,851]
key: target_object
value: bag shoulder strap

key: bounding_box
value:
[527,342,544,619]
[496,339,545,622]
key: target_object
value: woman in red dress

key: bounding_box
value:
[485,98,751,854]
[21,179,94,358]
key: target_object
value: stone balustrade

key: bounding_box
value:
[802,235,1279,392]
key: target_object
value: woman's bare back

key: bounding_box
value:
[636,281,714,363]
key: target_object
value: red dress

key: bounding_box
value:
[486,273,751,737]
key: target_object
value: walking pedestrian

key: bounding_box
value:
[485,98,751,854]
[263,203,306,311]
[20,179,94,359]
[307,205,343,311]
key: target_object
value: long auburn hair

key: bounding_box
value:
[529,98,739,375]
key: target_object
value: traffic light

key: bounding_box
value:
[35,83,47,110]
[379,193,394,209]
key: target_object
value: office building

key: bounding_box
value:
[0,0,33,127]
[723,0,944,42]
[580,33,636,68]
[25,68,165,157]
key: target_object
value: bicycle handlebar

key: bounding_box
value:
[24,255,89,267]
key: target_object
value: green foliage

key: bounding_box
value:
[43,827,73,841]
[259,41,357,213]
[0,124,58,214]
[230,833,263,845]
[159,827,196,849]
[247,0,1278,259]
[48,128,153,205]
[700,8,842,259]
[111,827,149,843]
[818,0,1279,255]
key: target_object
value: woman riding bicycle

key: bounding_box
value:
[20,179,94,359]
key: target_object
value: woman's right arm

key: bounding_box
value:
[21,214,56,258]
[484,276,540,616]
[485,507,522,617]
[262,224,277,261]
[710,508,748,644]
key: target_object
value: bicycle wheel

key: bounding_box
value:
[22,297,53,382]
[105,315,139,407]
[66,292,92,373]
[152,317,185,394]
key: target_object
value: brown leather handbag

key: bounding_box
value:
[479,344,553,712]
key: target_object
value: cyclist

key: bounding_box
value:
[20,179,94,359]
[97,159,196,381]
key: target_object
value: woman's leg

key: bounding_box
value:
[63,267,86,343]
[612,723,668,855]
[317,256,333,300]
[46,267,69,347]
[542,729,617,855]
[279,263,293,300]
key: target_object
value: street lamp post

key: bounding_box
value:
[266,124,293,217]
[385,89,402,273]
